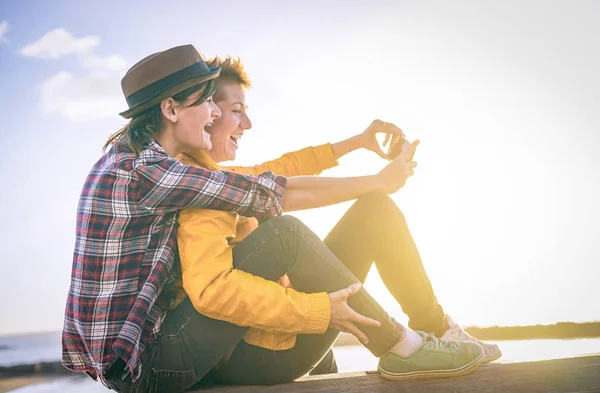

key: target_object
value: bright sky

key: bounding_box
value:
[0,0,598,336]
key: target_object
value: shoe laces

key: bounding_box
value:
[423,332,460,352]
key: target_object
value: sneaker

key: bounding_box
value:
[378,332,483,381]
[440,315,502,364]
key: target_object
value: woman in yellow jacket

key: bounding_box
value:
[156,58,496,391]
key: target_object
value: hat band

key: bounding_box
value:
[125,61,214,108]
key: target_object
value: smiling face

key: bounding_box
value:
[173,92,221,153]
[206,81,252,163]
[157,81,223,157]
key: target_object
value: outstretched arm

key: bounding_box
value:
[223,144,338,177]
[135,152,286,219]
[282,140,419,212]
[223,120,405,178]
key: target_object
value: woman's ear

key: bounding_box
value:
[160,98,177,124]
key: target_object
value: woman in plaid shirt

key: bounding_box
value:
[61,45,292,388]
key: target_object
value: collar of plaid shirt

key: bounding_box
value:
[61,140,286,382]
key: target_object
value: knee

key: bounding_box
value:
[355,192,405,220]
[356,192,392,206]
[266,214,307,232]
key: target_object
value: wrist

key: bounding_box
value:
[350,133,365,150]
[368,174,387,194]
[331,134,363,159]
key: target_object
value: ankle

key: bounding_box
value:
[389,329,424,357]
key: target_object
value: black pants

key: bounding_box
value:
[124,193,445,392]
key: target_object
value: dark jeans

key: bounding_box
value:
[113,193,444,392]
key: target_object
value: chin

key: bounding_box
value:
[227,152,237,162]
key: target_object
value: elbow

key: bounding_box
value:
[190,289,224,318]
[184,269,233,315]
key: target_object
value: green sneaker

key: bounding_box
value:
[378,332,483,380]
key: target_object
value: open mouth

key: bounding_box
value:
[230,134,242,147]
[203,123,213,132]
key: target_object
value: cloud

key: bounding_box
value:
[40,54,129,121]
[41,70,126,121]
[81,54,128,70]
[21,28,131,121]
[0,20,8,42]
[39,53,129,121]
[20,28,99,59]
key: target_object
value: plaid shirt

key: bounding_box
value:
[62,140,286,382]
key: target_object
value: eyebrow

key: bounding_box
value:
[232,102,249,109]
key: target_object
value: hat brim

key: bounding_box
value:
[119,67,220,119]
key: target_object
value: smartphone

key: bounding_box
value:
[387,134,415,161]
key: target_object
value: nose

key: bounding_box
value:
[211,100,222,119]
[241,112,252,130]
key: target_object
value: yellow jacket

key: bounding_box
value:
[175,144,339,350]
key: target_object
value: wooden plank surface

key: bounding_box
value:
[194,355,600,393]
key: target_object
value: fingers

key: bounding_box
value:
[330,282,382,345]
[344,283,381,328]
[411,139,420,149]
[331,282,362,301]
[349,309,382,328]
[383,133,391,147]
[380,126,404,137]
[373,119,405,137]
[342,310,381,346]
[346,282,362,297]
[406,162,417,177]
[278,274,291,288]
[386,124,404,137]
[399,139,419,160]
[408,139,420,161]
[381,120,404,136]
[374,146,389,160]
[344,322,370,345]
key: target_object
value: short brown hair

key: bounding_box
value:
[205,56,251,100]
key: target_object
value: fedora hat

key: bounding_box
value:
[119,44,220,119]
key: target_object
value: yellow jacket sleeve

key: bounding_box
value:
[223,143,338,177]
[177,207,331,335]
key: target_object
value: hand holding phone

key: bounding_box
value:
[377,138,420,194]
[387,134,416,161]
